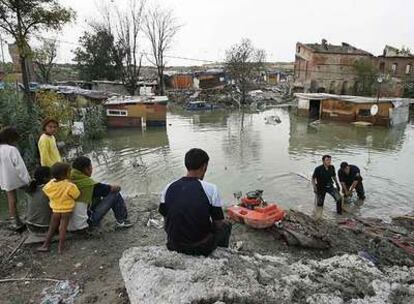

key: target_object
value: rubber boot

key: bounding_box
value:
[313,206,323,221]
[336,200,343,215]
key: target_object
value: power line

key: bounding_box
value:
[34,34,218,64]
[140,51,215,63]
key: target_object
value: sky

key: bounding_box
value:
[1,0,414,66]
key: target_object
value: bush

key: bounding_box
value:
[403,77,414,98]
[0,90,41,168]
[36,90,74,141]
[76,105,106,140]
[0,90,107,170]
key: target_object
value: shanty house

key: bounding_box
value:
[166,73,193,90]
[104,95,168,128]
[295,93,413,127]
[265,71,288,85]
[195,69,227,89]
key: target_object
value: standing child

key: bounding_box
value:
[0,127,31,230]
[26,167,52,233]
[38,163,80,254]
[38,118,62,167]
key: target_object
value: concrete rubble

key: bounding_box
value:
[119,246,414,304]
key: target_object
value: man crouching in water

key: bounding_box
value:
[338,162,366,202]
[159,148,232,256]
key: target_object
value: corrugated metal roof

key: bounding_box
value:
[39,85,113,100]
[294,93,414,104]
[105,95,169,105]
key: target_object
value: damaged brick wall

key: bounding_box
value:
[294,42,372,95]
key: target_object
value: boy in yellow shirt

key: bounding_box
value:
[38,163,80,254]
[38,118,62,167]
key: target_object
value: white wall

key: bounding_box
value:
[390,105,409,126]
[298,98,310,110]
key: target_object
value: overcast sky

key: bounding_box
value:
[2,0,413,66]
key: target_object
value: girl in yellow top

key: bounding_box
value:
[38,163,80,254]
[38,118,62,167]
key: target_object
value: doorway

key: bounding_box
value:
[309,100,321,120]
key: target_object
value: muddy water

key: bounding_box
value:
[86,107,414,220]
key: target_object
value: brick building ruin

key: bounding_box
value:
[293,40,414,97]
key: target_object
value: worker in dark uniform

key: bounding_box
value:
[312,155,343,215]
[338,162,365,201]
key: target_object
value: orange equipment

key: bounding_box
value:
[227,190,286,229]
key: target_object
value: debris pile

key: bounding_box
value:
[271,210,414,266]
[274,210,330,249]
[265,115,282,125]
[40,280,80,304]
[120,246,414,304]
[392,213,414,231]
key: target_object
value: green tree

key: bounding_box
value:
[74,25,121,81]
[403,75,414,98]
[0,0,74,100]
[352,59,379,96]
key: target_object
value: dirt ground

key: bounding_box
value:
[1,195,413,304]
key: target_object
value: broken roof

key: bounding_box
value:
[302,42,372,56]
[380,45,414,58]
[39,85,115,100]
[294,93,414,104]
[105,95,168,105]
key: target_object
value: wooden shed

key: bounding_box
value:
[294,93,414,127]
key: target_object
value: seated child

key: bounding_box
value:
[38,163,80,254]
[26,167,52,233]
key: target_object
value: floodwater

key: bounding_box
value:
[86,106,414,220]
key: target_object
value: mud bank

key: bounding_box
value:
[0,194,414,303]
[120,246,414,304]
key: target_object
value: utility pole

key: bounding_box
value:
[373,76,383,126]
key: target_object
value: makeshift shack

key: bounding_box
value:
[104,95,168,128]
[195,69,227,89]
[167,73,193,90]
[266,71,287,85]
[294,93,414,127]
[92,80,158,96]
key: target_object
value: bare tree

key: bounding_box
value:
[143,6,180,95]
[112,0,145,96]
[33,38,57,83]
[95,0,145,95]
[225,38,266,107]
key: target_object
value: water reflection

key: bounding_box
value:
[84,108,414,220]
[222,114,263,167]
[85,128,171,195]
[170,107,229,129]
[289,115,407,156]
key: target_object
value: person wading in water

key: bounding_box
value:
[312,155,343,217]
